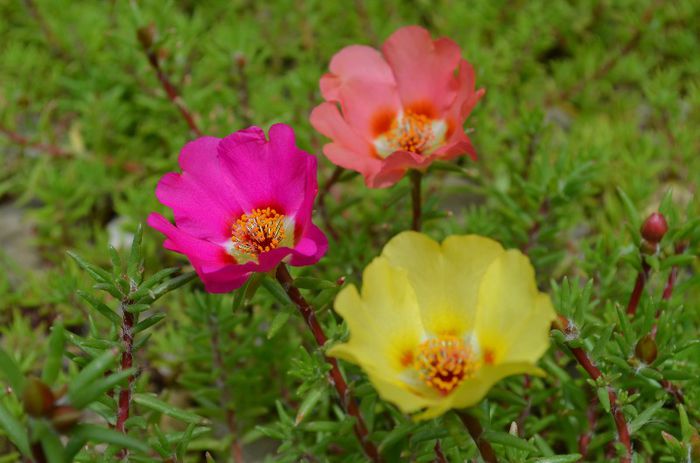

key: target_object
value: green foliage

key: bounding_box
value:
[1,0,699,462]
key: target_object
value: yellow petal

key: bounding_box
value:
[450,362,544,410]
[329,256,423,374]
[367,374,438,414]
[382,232,504,336]
[473,249,555,365]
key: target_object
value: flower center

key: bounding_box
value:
[388,110,433,154]
[414,335,478,395]
[231,207,286,255]
[373,110,447,158]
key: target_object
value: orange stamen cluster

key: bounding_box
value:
[231,207,286,255]
[414,335,477,395]
[387,110,434,154]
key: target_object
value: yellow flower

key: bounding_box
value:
[327,232,556,420]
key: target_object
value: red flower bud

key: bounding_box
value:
[640,212,668,244]
[22,377,55,417]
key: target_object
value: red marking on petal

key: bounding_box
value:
[483,349,495,365]
[400,350,414,367]
[445,119,455,139]
[371,108,396,137]
[406,100,437,119]
[218,248,237,265]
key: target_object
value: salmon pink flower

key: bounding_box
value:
[310,26,485,188]
[148,124,328,293]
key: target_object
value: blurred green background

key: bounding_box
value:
[1,0,699,461]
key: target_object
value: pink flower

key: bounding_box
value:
[310,26,485,188]
[148,124,328,293]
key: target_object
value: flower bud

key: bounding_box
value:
[552,315,570,332]
[640,212,668,244]
[51,406,82,433]
[137,22,157,50]
[22,377,55,417]
[635,334,658,364]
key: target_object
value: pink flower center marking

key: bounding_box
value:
[414,335,479,395]
[231,207,286,255]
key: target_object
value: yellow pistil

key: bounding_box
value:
[231,207,286,256]
[414,335,479,395]
[387,110,434,154]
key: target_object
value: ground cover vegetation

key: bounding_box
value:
[0,1,699,462]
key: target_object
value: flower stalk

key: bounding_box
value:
[115,303,135,460]
[137,23,203,137]
[567,343,632,462]
[275,264,381,462]
[410,170,422,231]
[457,411,498,463]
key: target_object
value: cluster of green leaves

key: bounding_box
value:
[1,0,699,461]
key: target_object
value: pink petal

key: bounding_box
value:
[155,137,242,241]
[289,224,328,266]
[217,124,314,217]
[147,212,237,277]
[320,45,396,101]
[334,79,402,141]
[382,26,462,112]
[310,103,383,184]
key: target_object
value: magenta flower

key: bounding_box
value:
[310,26,484,188]
[148,124,328,293]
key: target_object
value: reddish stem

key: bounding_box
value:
[0,125,68,157]
[652,243,687,403]
[433,439,447,463]
[410,170,422,231]
[626,260,650,315]
[115,307,135,459]
[569,345,632,462]
[578,396,598,458]
[275,264,381,462]
[138,38,203,137]
[456,411,498,463]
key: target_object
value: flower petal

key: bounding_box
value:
[473,250,555,365]
[381,232,504,336]
[320,45,396,101]
[381,26,462,111]
[218,124,315,217]
[329,257,424,375]
[155,137,243,241]
[288,224,328,267]
[310,103,384,183]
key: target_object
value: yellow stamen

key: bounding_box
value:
[386,110,434,154]
[414,335,479,395]
[231,207,286,255]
